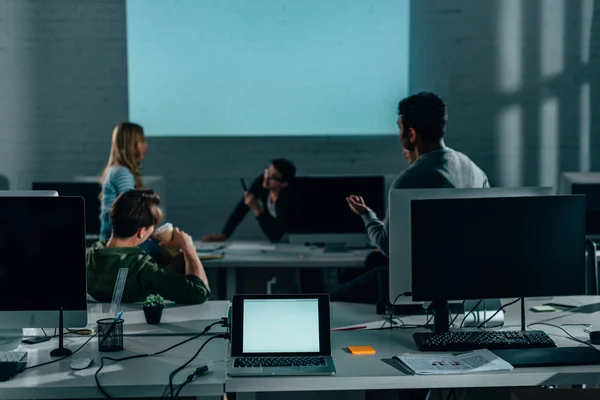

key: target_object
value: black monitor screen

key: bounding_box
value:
[0,197,87,311]
[32,182,101,235]
[288,176,385,234]
[571,184,600,235]
[411,195,586,301]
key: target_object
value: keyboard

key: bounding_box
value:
[0,351,27,382]
[414,330,556,352]
[234,356,327,368]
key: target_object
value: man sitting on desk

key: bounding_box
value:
[202,158,296,243]
[333,92,489,303]
[86,189,210,304]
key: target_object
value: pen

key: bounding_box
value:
[100,310,124,347]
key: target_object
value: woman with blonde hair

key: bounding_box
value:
[99,122,148,240]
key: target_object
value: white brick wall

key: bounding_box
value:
[1,0,599,239]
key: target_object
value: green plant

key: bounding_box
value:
[142,294,164,308]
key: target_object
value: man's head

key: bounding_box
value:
[110,189,163,244]
[262,158,296,191]
[397,92,447,153]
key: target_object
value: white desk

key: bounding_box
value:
[226,297,600,395]
[119,301,230,336]
[197,241,371,299]
[2,335,228,399]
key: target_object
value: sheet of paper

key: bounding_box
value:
[394,349,513,375]
[226,243,276,251]
[193,241,227,252]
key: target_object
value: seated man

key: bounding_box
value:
[333,92,489,304]
[87,189,210,304]
[202,158,296,243]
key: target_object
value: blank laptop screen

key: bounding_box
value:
[242,299,320,353]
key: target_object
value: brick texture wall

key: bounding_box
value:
[0,0,598,239]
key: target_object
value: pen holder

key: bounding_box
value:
[97,318,124,352]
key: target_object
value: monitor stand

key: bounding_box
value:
[0,329,23,351]
[50,307,72,357]
[433,301,450,334]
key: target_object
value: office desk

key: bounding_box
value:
[226,297,600,397]
[197,241,371,299]
[2,335,228,399]
[119,301,230,336]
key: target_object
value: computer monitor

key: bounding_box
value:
[288,175,385,248]
[0,196,88,328]
[388,187,554,304]
[410,195,586,332]
[0,190,58,197]
[559,173,600,237]
[32,182,101,236]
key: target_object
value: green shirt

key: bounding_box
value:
[86,241,210,304]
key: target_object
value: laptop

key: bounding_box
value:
[227,294,336,376]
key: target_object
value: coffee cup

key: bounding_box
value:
[153,223,180,256]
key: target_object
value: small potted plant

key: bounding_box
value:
[142,294,164,324]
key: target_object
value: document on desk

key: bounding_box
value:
[393,349,513,375]
[226,243,276,251]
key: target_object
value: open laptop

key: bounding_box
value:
[227,294,336,376]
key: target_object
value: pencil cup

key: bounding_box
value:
[97,318,124,352]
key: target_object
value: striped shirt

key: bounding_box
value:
[99,166,136,240]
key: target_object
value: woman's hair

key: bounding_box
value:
[100,122,146,188]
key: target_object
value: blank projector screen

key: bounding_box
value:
[126,0,409,136]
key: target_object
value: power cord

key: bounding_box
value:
[460,300,483,328]
[527,322,599,350]
[169,333,229,399]
[449,301,465,328]
[24,333,98,370]
[476,298,520,328]
[385,292,411,330]
[95,318,228,399]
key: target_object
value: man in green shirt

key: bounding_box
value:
[87,189,210,304]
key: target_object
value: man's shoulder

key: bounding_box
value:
[87,244,155,269]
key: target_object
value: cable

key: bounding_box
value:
[527,322,599,350]
[476,298,520,328]
[41,328,48,337]
[460,300,483,328]
[24,333,98,370]
[386,292,411,330]
[95,318,228,399]
[449,301,465,328]
[169,334,229,399]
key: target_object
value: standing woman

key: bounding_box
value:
[99,122,148,241]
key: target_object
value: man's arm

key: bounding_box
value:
[361,209,390,256]
[221,175,264,237]
[139,258,211,305]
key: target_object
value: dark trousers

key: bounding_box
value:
[331,251,390,304]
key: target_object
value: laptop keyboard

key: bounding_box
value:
[234,356,327,368]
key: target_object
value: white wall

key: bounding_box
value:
[1,0,599,240]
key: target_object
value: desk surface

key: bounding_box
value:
[3,335,228,399]
[8,297,600,398]
[196,241,370,268]
[119,301,229,336]
[225,296,600,393]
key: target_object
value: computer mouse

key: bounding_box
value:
[70,357,94,370]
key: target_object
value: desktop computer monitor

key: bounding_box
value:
[388,187,554,304]
[0,196,88,328]
[288,175,385,248]
[560,173,600,237]
[410,195,586,331]
[32,182,101,236]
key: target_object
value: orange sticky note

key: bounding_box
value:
[347,345,376,355]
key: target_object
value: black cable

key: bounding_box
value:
[527,322,599,350]
[449,301,465,328]
[169,334,228,399]
[95,319,227,399]
[477,298,520,328]
[41,328,48,337]
[460,299,483,328]
[24,333,98,370]
[387,292,411,330]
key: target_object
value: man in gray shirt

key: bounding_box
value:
[333,92,489,303]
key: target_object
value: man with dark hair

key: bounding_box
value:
[335,92,489,303]
[202,158,296,243]
[87,189,210,304]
